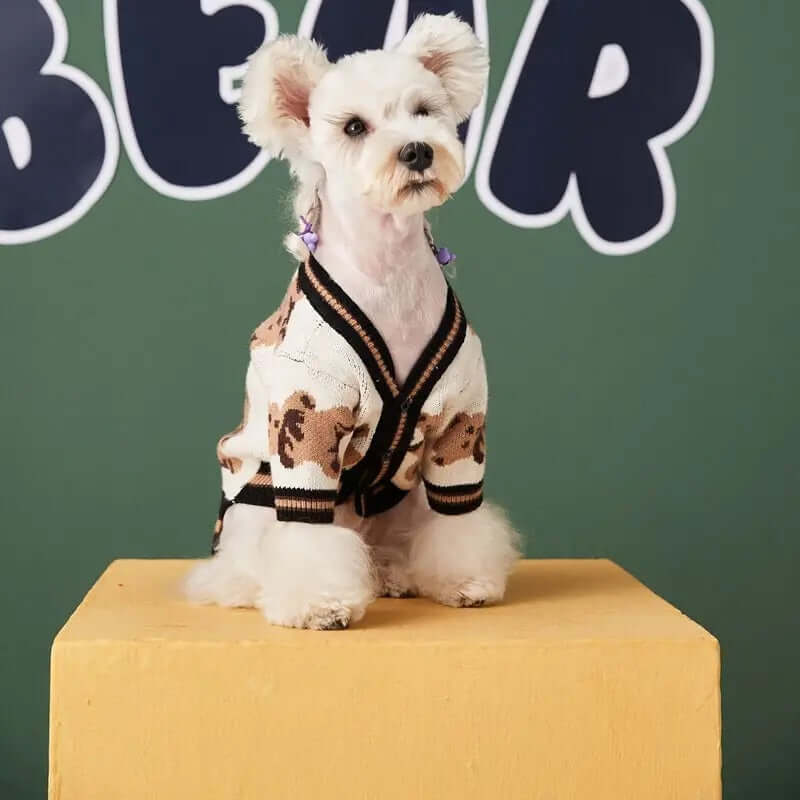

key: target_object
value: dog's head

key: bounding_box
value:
[239,13,487,215]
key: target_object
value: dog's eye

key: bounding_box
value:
[414,106,430,117]
[344,117,367,137]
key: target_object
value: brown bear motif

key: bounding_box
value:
[268,391,357,479]
[430,412,486,467]
[250,276,303,349]
[394,437,426,490]
[343,423,370,469]
[390,411,485,490]
[394,412,443,489]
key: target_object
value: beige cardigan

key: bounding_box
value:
[213,255,487,551]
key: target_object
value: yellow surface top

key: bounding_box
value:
[55,558,715,646]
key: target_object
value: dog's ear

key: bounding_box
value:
[239,35,330,159]
[396,13,488,122]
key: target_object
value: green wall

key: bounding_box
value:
[1,2,798,797]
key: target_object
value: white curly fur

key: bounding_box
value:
[408,502,521,606]
[239,35,330,159]
[185,505,377,629]
[396,12,489,122]
[186,14,520,630]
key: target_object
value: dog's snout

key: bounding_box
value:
[399,141,434,172]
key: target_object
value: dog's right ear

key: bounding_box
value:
[238,36,330,160]
[397,13,488,122]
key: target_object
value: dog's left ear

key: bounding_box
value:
[396,13,488,122]
[238,35,330,161]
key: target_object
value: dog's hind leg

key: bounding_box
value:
[183,504,266,608]
[366,487,430,598]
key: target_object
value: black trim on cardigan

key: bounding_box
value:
[426,494,484,515]
[354,480,410,517]
[300,256,397,402]
[299,254,468,517]
[424,479,484,515]
[423,479,485,496]
[371,295,466,489]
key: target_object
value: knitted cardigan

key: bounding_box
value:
[212,255,487,551]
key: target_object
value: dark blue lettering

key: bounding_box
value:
[0,0,117,244]
[477,0,713,254]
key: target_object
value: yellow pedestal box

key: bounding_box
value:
[49,559,720,799]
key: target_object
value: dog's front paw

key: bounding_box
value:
[430,578,503,608]
[261,600,355,630]
[302,603,352,630]
[260,598,367,630]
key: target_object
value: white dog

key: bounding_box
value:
[185,13,520,629]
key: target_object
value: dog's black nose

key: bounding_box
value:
[399,141,433,172]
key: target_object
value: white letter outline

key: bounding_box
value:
[1,0,120,246]
[475,0,714,256]
[103,0,278,201]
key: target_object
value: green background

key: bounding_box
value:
[1,1,798,797]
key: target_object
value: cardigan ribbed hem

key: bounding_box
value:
[424,480,484,515]
[213,465,339,550]
[274,488,338,523]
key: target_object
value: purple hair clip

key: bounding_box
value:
[298,216,319,253]
[436,246,456,266]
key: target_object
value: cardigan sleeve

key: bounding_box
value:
[421,349,488,515]
[264,354,360,523]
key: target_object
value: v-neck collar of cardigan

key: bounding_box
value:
[300,254,468,511]
[300,254,466,404]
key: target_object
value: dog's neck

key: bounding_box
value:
[314,182,448,384]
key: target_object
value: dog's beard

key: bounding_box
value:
[394,175,448,216]
[361,141,464,215]
[400,177,445,199]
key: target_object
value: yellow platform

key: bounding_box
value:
[49,559,721,799]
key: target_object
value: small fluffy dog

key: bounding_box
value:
[186,13,520,629]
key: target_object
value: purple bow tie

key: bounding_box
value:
[436,246,456,266]
[298,216,319,252]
